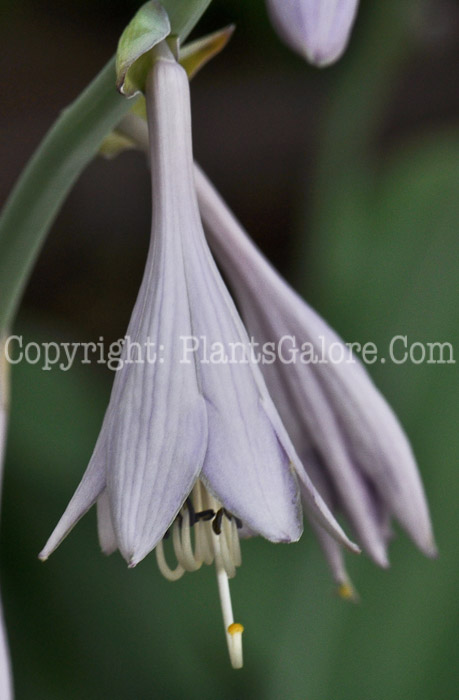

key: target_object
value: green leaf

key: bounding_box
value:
[162,0,212,42]
[0,58,128,332]
[116,1,171,97]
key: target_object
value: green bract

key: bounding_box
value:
[180,24,235,80]
[116,1,171,97]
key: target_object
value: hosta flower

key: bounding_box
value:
[0,336,13,699]
[195,164,436,595]
[266,0,359,67]
[39,44,357,667]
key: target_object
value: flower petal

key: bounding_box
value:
[97,490,118,555]
[196,164,435,558]
[299,446,361,594]
[106,56,210,566]
[266,0,359,67]
[261,395,360,554]
[39,439,106,560]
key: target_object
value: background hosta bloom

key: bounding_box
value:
[195,164,436,594]
[266,0,359,67]
[40,45,357,667]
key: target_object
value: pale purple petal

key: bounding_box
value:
[39,437,106,560]
[107,57,209,566]
[196,164,436,560]
[261,395,359,553]
[97,490,118,555]
[258,342,388,564]
[43,53,209,567]
[266,0,359,66]
[300,452,351,584]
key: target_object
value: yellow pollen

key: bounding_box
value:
[228,622,244,636]
[337,581,358,602]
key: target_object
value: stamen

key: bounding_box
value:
[155,540,185,581]
[185,497,196,526]
[229,517,242,567]
[212,508,224,535]
[194,482,214,565]
[195,509,214,521]
[179,508,202,571]
[155,480,244,667]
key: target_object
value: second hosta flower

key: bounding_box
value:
[40,43,356,667]
[266,0,360,67]
[195,165,436,596]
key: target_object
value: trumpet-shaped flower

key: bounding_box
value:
[266,0,359,67]
[0,337,13,699]
[40,44,357,666]
[195,164,436,594]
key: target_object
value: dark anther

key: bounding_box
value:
[212,508,224,535]
[222,508,243,530]
[195,509,215,522]
[185,498,196,526]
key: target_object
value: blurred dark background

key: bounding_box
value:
[0,1,458,698]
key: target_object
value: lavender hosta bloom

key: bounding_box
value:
[266,0,359,67]
[195,165,436,594]
[40,44,357,667]
[0,337,13,699]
